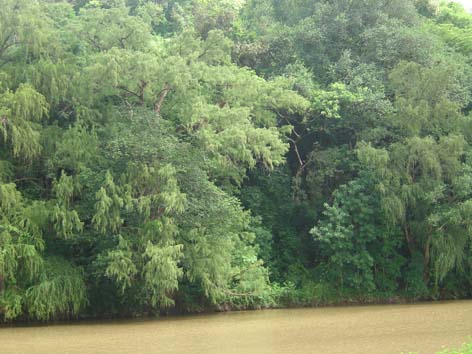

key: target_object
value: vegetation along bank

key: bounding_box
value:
[1,0,472,321]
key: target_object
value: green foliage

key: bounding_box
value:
[0,0,471,321]
[311,177,404,294]
[143,242,183,307]
[356,60,472,290]
[0,225,86,321]
[0,85,49,161]
[25,257,87,321]
[104,236,137,293]
[239,0,472,303]
[92,172,124,235]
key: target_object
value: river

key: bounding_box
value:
[1,301,471,354]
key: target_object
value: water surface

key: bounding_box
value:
[1,301,471,354]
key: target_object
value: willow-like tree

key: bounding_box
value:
[0,0,307,320]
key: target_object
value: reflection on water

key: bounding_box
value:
[1,301,471,354]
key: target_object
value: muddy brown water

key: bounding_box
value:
[1,301,471,354]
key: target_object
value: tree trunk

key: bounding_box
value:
[404,223,415,255]
[423,234,432,283]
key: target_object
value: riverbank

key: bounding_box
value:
[1,294,470,327]
[213,284,470,314]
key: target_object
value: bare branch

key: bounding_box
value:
[288,137,306,172]
[154,83,171,115]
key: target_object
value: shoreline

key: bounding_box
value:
[2,297,471,328]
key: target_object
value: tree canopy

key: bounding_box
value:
[0,0,471,321]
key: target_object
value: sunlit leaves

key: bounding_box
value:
[50,122,99,174]
[0,224,43,320]
[0,84,48,161]
[93,172,124,235]
[24,257,87,321]
[105,236,138,293]
[0,0,54,63]
[312,83,364,120]
[0,224,43,284]
[143,242,183,307]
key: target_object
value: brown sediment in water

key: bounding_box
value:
[0,300,471,354]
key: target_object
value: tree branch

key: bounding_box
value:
[223,289,259,297]
[0,34,13,59]
[154,83,171,115]
[117,85,142,100]
[288,137,307,173]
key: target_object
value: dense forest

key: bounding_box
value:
[0,0,471,321]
